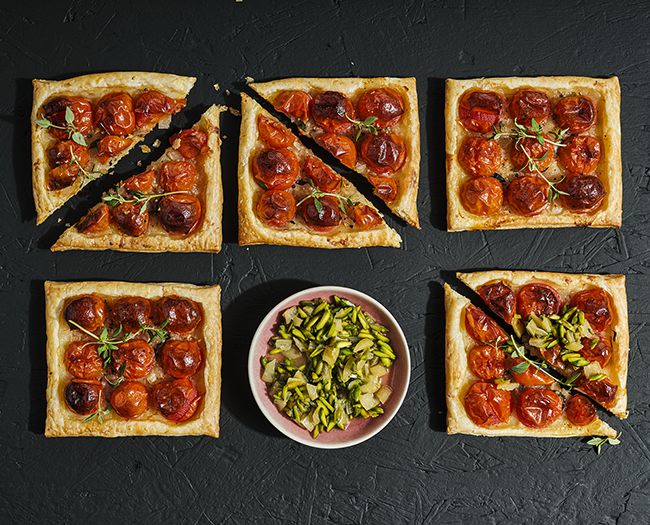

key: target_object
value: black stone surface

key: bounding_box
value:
[2,1,650,523]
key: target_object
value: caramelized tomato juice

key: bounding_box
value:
[456,86,610,215]
[58,295,207,423]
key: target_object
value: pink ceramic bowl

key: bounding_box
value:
[248,286,411,449]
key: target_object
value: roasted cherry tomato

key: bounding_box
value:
[153,378,201,422]
[170,129,210,159]
[312,91,355,134]
[77,203,111,234]
[464,303,508,344]
[353,205,382,230]
[508,358,554,386]
[357,87,405,129]
[516,283,562,319]
[301,195,343,232]
[509,89,552,126]
[458,137,503,177]
[566,394,597,426]
[134,90,186,129]
[122,169,155,193]
[507,175,549,217]
[510,134,554,174]
[112,339,155,379]
[319,133,357,169]
[368,175,398,202]
[46,139,89,168]
[257,114,295,148]
[557,174,606,214]
[580,335,612,368]
[64,295,108,332]
[47,164,79,190]
[478,282,516,324]
[64,341,104,379]
[252,148,300,190]
[464,381,512,427]
[569,288,613,333]
[42,95,94,140]
[459,177,504,216]
[94,92,136,136]
[577,376,618,408]
[64,378,103,415]
[536,343,570,374]
[112,296,153,333]
[256,189,297,228]
[158,296,202,335]
[558,136,601,174]
[111,381,149,420]
[97,136,133,164]
[159,161,199,192]
[516,387,563,428]
[303,155,341,192]
[158,194,202,236]
[113,201,149,236]
[159,340,203,378]
[273,90,314,122]
[458,90,503,133]
[554,95,597,134]
[468,344,506,380]
[359,131,406,175]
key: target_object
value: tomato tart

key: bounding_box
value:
[32,71,196,225]
[51,105,224,253]
[251,77,421,228]
[444,283,618,438]
[44,281,222,438]
[457,270,629,419]
[237,93,401,248]
[445,76,621,231]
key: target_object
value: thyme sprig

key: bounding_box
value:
[297,178,354,215]
[346,114,380,141]
[70,321,139,367]
[36,106,88,146]
[103,186,186,215]
[104,363,127,388]
[68,147,102,184]
[82,390,112,424]
[139,317,170,345]
[587,434,621,455]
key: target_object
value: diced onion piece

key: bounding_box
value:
[275,339,293,351]
[528,337,546,347]
[375,385,393,404]
[513,318,525,338]
[305,382,318,400]
[322,345,340,367]
[359,393,379,411]
[261,359,276,383]
[274,397,287,411]
[342,357,355,382]
[540,317,553,332]
[354,338,374,352]
[565,341,583,352]
[361,374,380,394]
[300,414,315,432]
[370,364,388,377]
[283,306,299,324]
[583,362,602,378]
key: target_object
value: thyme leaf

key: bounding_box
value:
[82,390,112,424]
[102,186,186,214]
[346,114,380,141]
[70,321,139,367]
[297,178,354,216]
[35,108,87,146]
[587,434,621,455]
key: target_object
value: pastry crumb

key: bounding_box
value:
[245,76,254,84]
[153,139,161,148]
[229,107,241,117]
[140,145,151,153]
[214,83,220,92]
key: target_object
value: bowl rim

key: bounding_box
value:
[247,285,411,449]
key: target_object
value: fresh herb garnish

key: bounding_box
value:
[69,321,139,367]
[68,146,102,184]
[36,106,88,146]
[139,317,170,345]
[587,434,621,455]
[103,186,186,215]
[82,390,112,424]
[297,178,354,215]
[346,114,380,141]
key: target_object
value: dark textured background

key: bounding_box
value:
[2,1,650,523]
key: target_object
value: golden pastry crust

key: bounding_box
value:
[445,76,621,231]
[251,77,421,228]
[238,93,402,248]
[44,281,221,438]
[457,270,629,419]
[32,72,196,224]
[51,104,224,253]
[444,284,617,437]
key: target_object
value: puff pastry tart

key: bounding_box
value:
[251,77,421,228]
[238,93,401,248]
[457,270,629,419]
[444,283,618,438]
[44,281,221,438]
[32,71,196,224]
[445,76,621,231]
[51,105,224,253]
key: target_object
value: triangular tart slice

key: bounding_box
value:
[32,71,196,224]
[444,283,617,438]
[51,105,224,253]
[237,93,401,248]
[251,77,420,229]
[457,270,629,419]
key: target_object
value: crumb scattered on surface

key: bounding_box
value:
[245,76,254,84]
[226,89,231,96]
[214,83,220,92]
[230,108,241,117]
[137,161,142,166]
[153,139,161,148]
[140,145,151,153]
